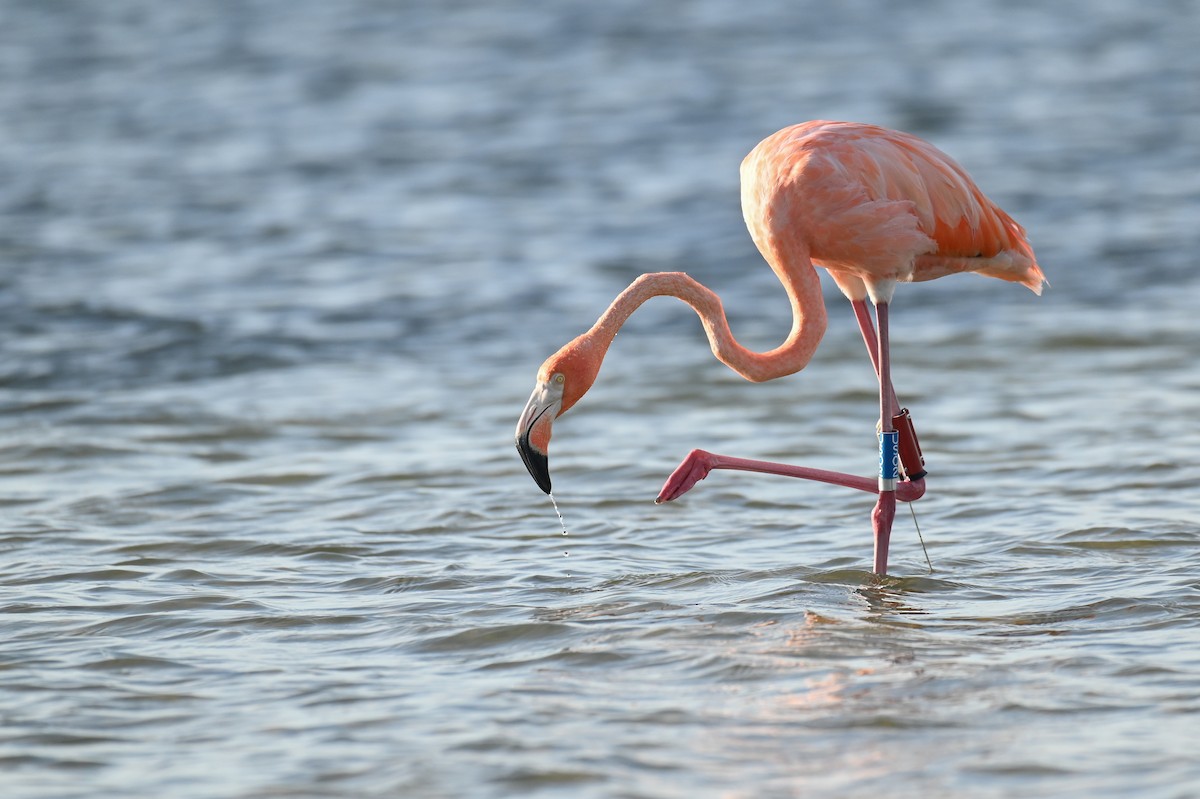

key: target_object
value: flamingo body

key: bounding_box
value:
[742,121,1043,303]
[516,120,1043,574]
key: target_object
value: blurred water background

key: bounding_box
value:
[1,1,1199,797]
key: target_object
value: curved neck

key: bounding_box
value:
[586,264,827,383]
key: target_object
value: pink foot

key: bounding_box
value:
[655,449,715,503]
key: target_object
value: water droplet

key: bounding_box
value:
[549,493,573,570]
[548,492,569,538]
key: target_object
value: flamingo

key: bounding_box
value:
[515,120,1044,575]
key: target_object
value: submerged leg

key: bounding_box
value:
[871,302,897,575]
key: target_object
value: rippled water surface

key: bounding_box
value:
[2,1,1199,797]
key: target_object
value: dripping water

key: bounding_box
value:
[549,492,570,562]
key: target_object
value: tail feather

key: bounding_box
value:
[912,250,1046,294]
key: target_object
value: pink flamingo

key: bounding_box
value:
[516,121,1044,575]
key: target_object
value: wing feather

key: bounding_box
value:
[741,121,1045,293]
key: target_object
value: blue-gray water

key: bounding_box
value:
[2,1,1199,797]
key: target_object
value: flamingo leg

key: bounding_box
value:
[871,302,897,575]
[655,300,922,576]
[852,299,899,416]
[655,450,925,503]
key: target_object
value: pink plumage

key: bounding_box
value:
[741,120,1044,302]
[517,120,1045,575]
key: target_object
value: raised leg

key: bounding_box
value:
[655,449,926,503]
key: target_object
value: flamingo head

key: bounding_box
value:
[515,334,603,494]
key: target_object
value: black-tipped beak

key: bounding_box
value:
[516,432,551,494]
[515,380,560,495]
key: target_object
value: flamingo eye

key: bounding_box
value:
[553,374,565,385]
